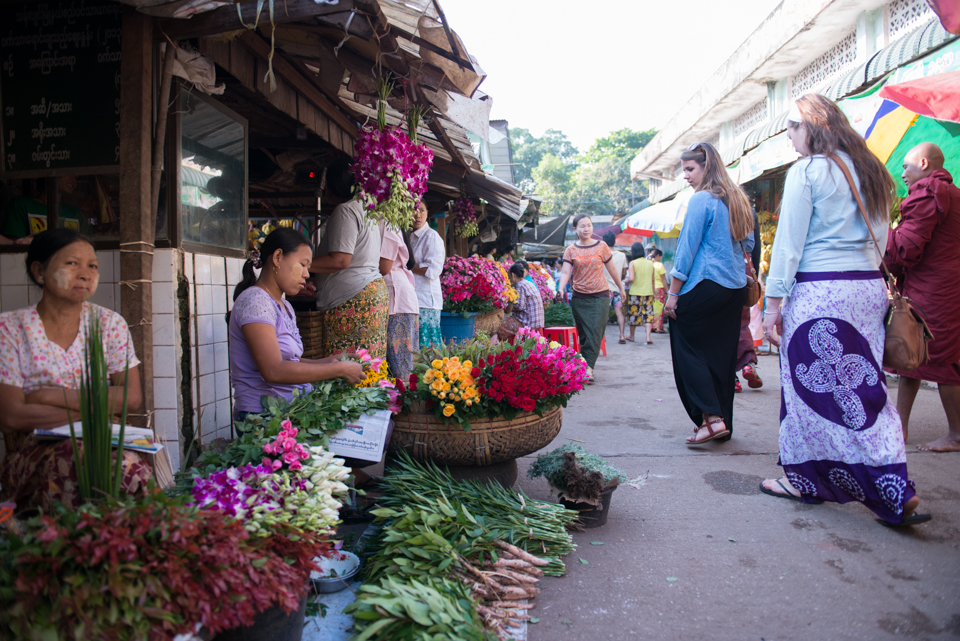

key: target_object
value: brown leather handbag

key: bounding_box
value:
[830,153,933,371]
[740,240,761,308]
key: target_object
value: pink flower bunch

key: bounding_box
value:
[441,255,512,313]
[527,269,554,306]
[262,419,310,471]
[353,125,434,229]
[378,378,402,413]
[450,196,478,238]
[352,348,384,372]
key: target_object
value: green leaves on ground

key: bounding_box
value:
[344,576,497,641]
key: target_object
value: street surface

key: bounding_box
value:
[519,323,960,641]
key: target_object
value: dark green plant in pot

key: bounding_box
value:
[527,443,626,504]
[67,313,130,502]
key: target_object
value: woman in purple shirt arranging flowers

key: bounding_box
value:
[229,228,363,418]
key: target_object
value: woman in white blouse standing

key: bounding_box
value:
[380,223,419,380]
[408,202,445,348]
[759,93,928,527]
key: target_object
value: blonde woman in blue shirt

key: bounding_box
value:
[663,142,754,446]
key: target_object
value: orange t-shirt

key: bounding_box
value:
[563,241,613,296]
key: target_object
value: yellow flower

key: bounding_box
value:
[443,357,450,365]
[549,341,560,349]
[465,399,473,406]
[442,382,451,392]
[439,392,447,399]
[462,360,472,369]
[443,404,456,417]
[423,370,436,383]
[450,356,459,364]
[432,359,443,369]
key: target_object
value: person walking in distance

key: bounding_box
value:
[624,242,662,345]
[884,142,960,452]
[663,142,755,445]
[760,94,928,527]
[556,214,627,384]
[602,231,629,344]
[648,248,668,333]
[736,211,764,392]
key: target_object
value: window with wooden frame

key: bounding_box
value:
[176,85,248,258]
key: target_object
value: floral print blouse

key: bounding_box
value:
[0,303,140,395]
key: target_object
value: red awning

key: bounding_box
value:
[879,71,960,124]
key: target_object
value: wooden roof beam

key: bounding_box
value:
[237,32,360,137]
[155,0,351,41]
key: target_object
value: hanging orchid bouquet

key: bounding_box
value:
[440,255,517,315]
[450,196,478,238]
[352,80,434,231]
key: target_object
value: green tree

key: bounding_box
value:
[581,127,658,165]
[510,128,579,192]
[531,153,575,216]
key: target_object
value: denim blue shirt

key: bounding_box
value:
[766,152,888,298]
[671,191,754,295]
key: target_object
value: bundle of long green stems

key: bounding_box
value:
[378,452,578,576]
[69,313,130,502]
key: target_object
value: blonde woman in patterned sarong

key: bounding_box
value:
[760,94,930,527]
[312,159,389,359]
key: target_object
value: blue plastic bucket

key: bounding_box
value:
[440,312,477,343]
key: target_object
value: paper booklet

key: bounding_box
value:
[327,409,391,462]
[34,424,164,454]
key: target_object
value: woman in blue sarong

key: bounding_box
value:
[760,93,930,527]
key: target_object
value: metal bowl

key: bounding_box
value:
[310,551,361,594]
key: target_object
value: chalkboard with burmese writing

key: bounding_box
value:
[0,1,123,177]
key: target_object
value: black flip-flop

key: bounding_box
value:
[618,339,627,344]
[876,513,932,528]
[759,479,804,503]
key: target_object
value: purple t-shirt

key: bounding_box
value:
[229,286,311,415]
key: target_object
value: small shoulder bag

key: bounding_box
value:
[828,153,933,371]
[740,240,761,308]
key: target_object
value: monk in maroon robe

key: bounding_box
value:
[884,142,960,452]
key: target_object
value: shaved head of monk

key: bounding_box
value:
[902,143,945,188]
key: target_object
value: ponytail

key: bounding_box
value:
[232,259,259,302]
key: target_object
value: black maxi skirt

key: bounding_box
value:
[669,279,746,439]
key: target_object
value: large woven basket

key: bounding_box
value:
[474,308,505,335]
[295,311,324,360]
[389,404,562,466]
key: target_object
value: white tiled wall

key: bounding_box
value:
[180,252,244,455]
[0,250,122,314]
[151,248,182,470]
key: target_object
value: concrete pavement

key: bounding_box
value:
[519,323,960,641]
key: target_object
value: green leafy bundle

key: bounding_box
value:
[377,452,578,575]
[345,576,497,641]
[176,381,391,485]
[543,301,575,327]
[68,312,130,502]
[527,443,627,493]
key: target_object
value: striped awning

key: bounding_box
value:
[866,17,954,84]
[822,62,868,101]
[743,112,790,153]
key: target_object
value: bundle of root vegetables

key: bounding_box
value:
[344,453,578,640]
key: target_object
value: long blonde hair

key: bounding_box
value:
[679,142,753,240]
[792,94,894,223]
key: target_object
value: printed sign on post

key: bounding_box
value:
[327,409,391,462]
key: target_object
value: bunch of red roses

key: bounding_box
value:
[440,255,511,314]
[475,337,588,416]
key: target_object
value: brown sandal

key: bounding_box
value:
[685,418,730,445]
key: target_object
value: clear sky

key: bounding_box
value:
[438,0,782,152]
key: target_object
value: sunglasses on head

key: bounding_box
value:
[686,142,707,153]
